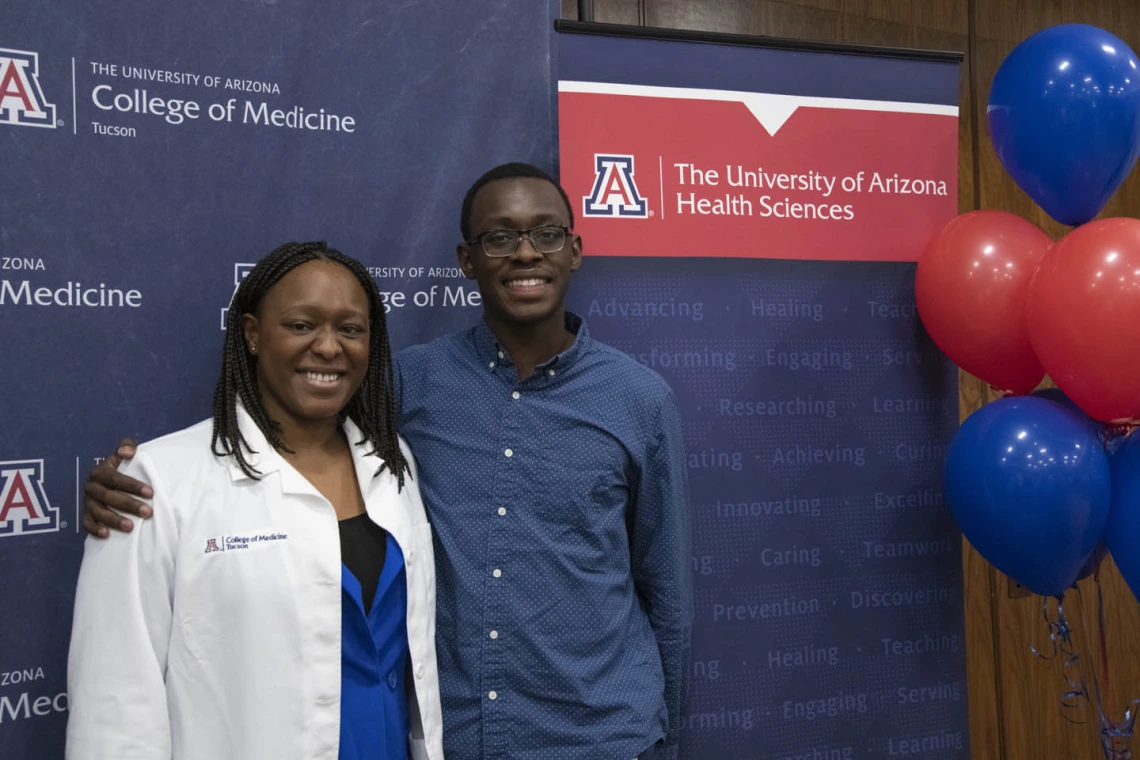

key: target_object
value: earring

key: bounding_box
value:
[249,343,257,355]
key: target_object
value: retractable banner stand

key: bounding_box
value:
[0,2,556,756]
[558,26,966,759]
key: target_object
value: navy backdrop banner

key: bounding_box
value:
[558,29,967,760]
[0,2,556,757]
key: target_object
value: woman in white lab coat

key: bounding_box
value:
[67,241,444,760]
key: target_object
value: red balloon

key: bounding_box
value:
[1028,218,1140,423]
[915,210,1051,393]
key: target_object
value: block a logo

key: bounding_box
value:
[0,48,58,128]
[583,154,648,218]
[0,460,60,537]
[220,263,256,330]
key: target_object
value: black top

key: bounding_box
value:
[339,513,388,615]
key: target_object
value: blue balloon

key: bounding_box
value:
[1031,387,1103,436]
[1074,540,1107,581]
[947,396,1111,596]
[988,24,1140,226]
[1106,430,1140,604]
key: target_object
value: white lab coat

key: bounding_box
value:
[66,407,444,760]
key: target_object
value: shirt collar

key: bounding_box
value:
[472,311,590,376]
[226,400,281,481]
[227,400,385,496]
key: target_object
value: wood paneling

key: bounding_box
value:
[647,0,967,39]
[645,0,757,34]
[971,3,1140,757]
[974,3,1140,237]
[560,0,640,25]
[960,372,1006,760]
[560,3,1140,757]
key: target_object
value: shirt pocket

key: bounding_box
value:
[534,430,632,540]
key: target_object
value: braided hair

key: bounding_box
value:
[211,240,408,488]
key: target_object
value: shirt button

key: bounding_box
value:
[490,630,499,639]
[416,663,425,679]
[489,361,496,369]
[504,448,513,458]
[497,507,507,516]
[511,391,520,400]
[488,691,498,700]
[493,568,502,578]
[406,549,414,567]
[497,350,504,359]
[388,671,398,689]
[548,369,555,377]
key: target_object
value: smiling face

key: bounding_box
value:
[241,259,370,431]
[457,177,582,328]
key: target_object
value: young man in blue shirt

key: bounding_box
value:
[83,162,694,760]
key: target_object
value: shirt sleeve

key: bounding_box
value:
[66,451,178,759]
[630,390,694,752]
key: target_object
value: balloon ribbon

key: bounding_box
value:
[1030,586,1138,759]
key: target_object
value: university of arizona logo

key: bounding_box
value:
[583,154,648,218]
[0,460,59,537]
[0,48,57,129]
[204,538,222,554]
[220,263,256,330]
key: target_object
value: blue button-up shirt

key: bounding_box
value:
[340,533,410,760]
[395,313,693,760]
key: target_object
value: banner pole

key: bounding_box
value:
[577,0,594,22]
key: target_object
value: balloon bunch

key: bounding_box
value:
[915,24,1140,758]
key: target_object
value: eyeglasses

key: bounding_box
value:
[467,225,571,258]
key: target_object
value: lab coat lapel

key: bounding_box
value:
[344,419,413,553]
